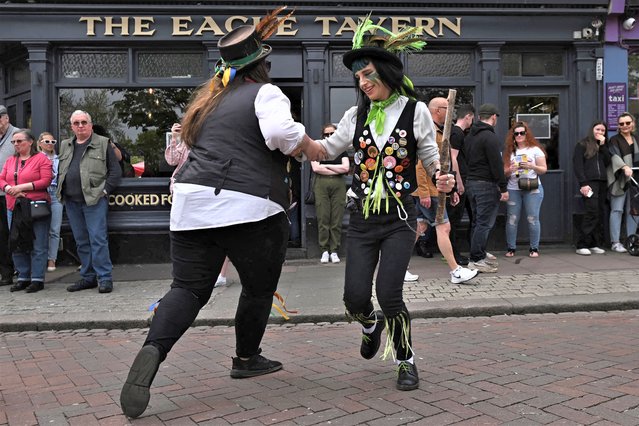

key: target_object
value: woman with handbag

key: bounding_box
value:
[0,129,52,293]
[502,121,547,258]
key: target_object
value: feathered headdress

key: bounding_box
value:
[343,14,427,71]
[213,6,293,89]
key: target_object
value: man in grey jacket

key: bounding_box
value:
[0,105,18,286]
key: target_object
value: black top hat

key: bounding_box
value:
[218,25,272,70]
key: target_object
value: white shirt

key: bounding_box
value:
[170,83,304,231]
[507,146,545,191]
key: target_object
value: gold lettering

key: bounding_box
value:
[414,17,437,38]
[108,194,115,206]
[172,17,193,35]
[149,194,160,205]
[161,194,172,205]
[80,17,102,37]
[225,15,249,32]
[391,17,411,34]
[133,17,155,36]
[104,16,129,36]
[315,17,337,36]
[125,194,135,205]
[336,17,359,36]
[439,17,461,36]
[277,17,297,35]
[195,16,224,36]
[134,194,143,205]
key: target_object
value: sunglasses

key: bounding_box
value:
[618,121,633,126]
[40,139,57,145]
[72,120,89,126]
[10,139,28,144]
[322,132,335,137]
[513,131,526,137]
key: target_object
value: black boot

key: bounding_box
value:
[360,310,385,359]
[415,241,433,258]
[10,281,29,292]
[25,281,44,293]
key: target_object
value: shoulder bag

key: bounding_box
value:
[14,157,51,220]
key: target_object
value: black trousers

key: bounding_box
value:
[0,196,14,279]
[576,180,607,249]
[446,191,469,258]
[344,198,416,360]
[145,212,289,359]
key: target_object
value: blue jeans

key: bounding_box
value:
[48,188,63,261]
[610,191,638,243]
[65,197,113,283]
[505,186,544,251]
[8,209,50,283]
[466,180,500,262]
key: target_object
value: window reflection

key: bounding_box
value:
[58,87,192,177]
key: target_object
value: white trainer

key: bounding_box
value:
[450,266,479,284]
[404,270,419,282]
[575,248,592,256]
[470,260,498,273]
[611,242,627,253]
[485,252,497,261]
[330,252,340,263]
[320,251,330,263]
[589,247,605,254]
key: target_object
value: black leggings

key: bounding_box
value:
[145,212,289,359]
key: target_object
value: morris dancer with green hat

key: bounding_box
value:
[318,17,455,390]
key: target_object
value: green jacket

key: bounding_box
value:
[57,133,121,206]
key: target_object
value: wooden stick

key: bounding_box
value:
[435,89,457,224]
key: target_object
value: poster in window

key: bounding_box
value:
[516,113,551,139]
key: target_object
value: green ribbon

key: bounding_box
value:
[365,92,400,135]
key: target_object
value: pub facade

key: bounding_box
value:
[0,1,608,262]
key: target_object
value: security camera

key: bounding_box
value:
[623,16,636,31]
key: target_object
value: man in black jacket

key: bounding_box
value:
[463,103,508,273]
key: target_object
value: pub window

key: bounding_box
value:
[137,52,206,79]
[414,87,475,106]
[329,87,357,124]
[61,52,127,79]
[628,50,639,119]
[331,51,354,81]
[407,52,472,78]
[502,52,564,77]
[58,87,191,178]
[6,59,30,92]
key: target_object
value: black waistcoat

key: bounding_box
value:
[350,100,418,202]
[176,83,289,210]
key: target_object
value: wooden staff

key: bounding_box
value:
[435,89,457,224]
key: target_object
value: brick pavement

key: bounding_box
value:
[2,311,639,425]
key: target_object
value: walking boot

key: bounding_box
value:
[120,345,161,418]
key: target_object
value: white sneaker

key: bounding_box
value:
[485,252,497,261]
[469,260,498,273]
[330,252,340,263]
[450,266,479,284]
[576,248,591,256]
[611,242,627,253]
[404,270,419,282]
[320,251,330,263]
[214,275,228,288]
[589,247,605,254]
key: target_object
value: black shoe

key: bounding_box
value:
[120,345,161,418]
[66,278,97,292]
[360,310,385,359]
[10,281,29,292]
[0,276,12,286]
[397,361,419,391]
[456,255,469,266]
[25,281,44,293]
[230,349,283,378]
[98,280,113,293]
[415,242,433,258]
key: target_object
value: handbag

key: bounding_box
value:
[304,172,316,204]
[518,177,539,191]
[30,200,51,220]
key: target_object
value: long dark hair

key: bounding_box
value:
[351,57,417,122]
[181,59,271,147]
[580,120,607,159]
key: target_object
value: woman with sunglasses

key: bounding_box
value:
[607,112,639,253]
[0,129,52,293]
[502,122,547,258]
[311,123,349,263]
[38,132,63,271]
